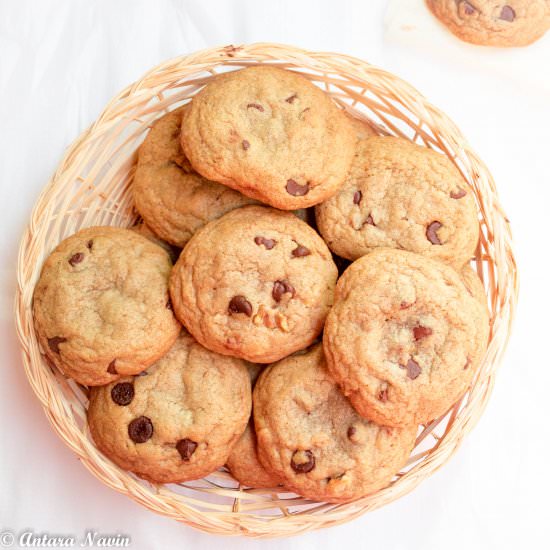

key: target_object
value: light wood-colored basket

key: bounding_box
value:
[14,43,517,538]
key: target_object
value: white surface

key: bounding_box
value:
[0,1,548,549]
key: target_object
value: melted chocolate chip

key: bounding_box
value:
[291,450,315,474]
[286,179,309,197]
[353,190,362,205]
[347,426,356,439]
[247,103,264,112]
[128,416,153,443]
[254,236,276,249]
[462,1,476,15]
[242,140,250,150]
[400,301,414,309]
[400,358,422,380]
[292,244,311,257]
[111,382,134,406]
[272,280,295,302]
[285,93,297,104]
[426,221,443,245]
[364,214,375,226]
[450,188,467,199]
[228,295,253,317]
[378,388,388,402]
[86,240,93,250]
[48,336,67,354]
[107,360,118,374]
[69,252,84,266]
[413,326,433,340]
[176,438,198,461]
[500,5,515,22]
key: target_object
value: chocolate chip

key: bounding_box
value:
[292,244,311,257]
[176,438,198,461]
[347,426,356,439]
[111,382,134,406]
[353,190,362,205]
[86,240,93,250]
[464,358,471,370]
[500,5,515,22]
[462,1,476,15]
[254,236,276,249]
[107,360,117,374]
[450,188,467,199]
[128,416,153,443]
[378,388,388,402]
[286,179,309,197]
[69,252,84,266]
[400,358,422,380]
[228,295,253,317]
[291,450,315,474]
[285,93,297,103]
[426,221,443,245]
[413,326,433,340]
[400,301,413,309]
[242,140,250,150]
[247,103,264,112]
[364,214,375,226]
[48,336,67,354]
[272,280,295,302]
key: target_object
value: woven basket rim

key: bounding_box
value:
[14,42,518,538]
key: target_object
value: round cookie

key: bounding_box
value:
[33,227,180,386]
[323,249,490,428]
[170,205,338,363]
[181,66,356,210]
[426,0,550,47]
[315,136,479,269]
[133,107,256,247]
[253,345,417,503]
[226,364,282,489]
[88,331,251,484]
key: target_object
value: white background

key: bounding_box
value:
[1,1,549,549]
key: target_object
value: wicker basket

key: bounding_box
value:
[14,43,517,538]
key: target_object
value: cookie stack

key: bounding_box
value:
[33,66,489,503]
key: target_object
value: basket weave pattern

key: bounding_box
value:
[14,43,517,537]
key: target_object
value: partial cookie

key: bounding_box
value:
[170,205,338,363]
[253,345,417,503]
[181,66,356,210]
[33,227,180,386]
[227,364,282,489]
[131,221,180,263]
[88,331,251,484]
[315,136,479,269]
[133,107,256,247]
[460,263,488,308]
[323,249,489,427]
[426,0,550,47]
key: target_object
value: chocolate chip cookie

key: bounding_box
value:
[315,136,479,269]
[133,107,256,248]
[88,331,251,484]
[323,249,489,427]
[226,364,282,488]
[253,345,417,503]
[170,205,338,363]
[33,227,180,386]
[181,66,356,210]
[426,0,550,47]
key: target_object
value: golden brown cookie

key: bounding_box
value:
[88,331,251,484]
[33,227,180,386]
[315,136,479,269]
[323,249,489,427]
[181,66,356,210]
[426,0,550,47]
[170,206,337,363]
[253,345,417,503]
[133,107,256,248]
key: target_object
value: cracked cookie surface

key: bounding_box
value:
[133,107,256,248]
[315,136,479,269]
[426,0,550,47]
[323,249,489,427]
[181,66,356,210]
[169,205,338,363]
[33,226,181,386]
[253,345,417,503]
[88,330,251,483]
